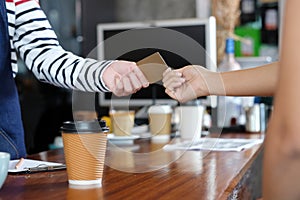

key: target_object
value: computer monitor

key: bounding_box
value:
[97,16,217,108]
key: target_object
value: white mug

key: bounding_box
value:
[176,105,205,140]
[0,152,10,189]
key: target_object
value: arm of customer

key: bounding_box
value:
[263,0,300,199]
[162,62,278,103]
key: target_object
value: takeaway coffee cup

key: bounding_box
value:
[109,110,135,136]
[148,105,172,141]
[176,105,205,140]
[0,152,10,189]
[61,120,108,187]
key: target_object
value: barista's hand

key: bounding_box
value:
[103,61,149,96]
[163,65,218,103]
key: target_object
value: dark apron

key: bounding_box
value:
[0,0,26,159]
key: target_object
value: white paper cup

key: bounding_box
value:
[109,110,135,136]
[148,105,172,141]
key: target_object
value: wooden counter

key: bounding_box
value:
[0,133,263,200]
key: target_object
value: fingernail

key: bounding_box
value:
[176,72,182,76]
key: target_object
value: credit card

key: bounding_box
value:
[137,52,168,84]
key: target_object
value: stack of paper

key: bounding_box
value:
[8,159,65,174]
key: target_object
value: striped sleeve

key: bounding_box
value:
[12,0,112,92]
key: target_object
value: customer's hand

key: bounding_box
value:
[103,61,149,96]
[163,65,219,103]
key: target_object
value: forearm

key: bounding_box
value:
[263,71,300,199]
[215,62,279,96]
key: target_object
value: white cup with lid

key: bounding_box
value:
[148,105,172,142]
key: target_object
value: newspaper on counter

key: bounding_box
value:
[163,138,263,152]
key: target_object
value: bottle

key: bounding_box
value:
[217,37,243,128]
[219,37,241,72]
[240,0,257,25]
[261,2,279,45]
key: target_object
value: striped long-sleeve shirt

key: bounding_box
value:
[6,0,111,92]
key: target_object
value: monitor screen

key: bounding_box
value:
[97,17,217,108]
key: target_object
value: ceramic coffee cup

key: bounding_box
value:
[176,105,204,140]
[0,152,10,189]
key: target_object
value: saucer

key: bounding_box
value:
[107,134,140,141]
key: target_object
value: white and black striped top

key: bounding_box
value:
[6,0,111,92]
